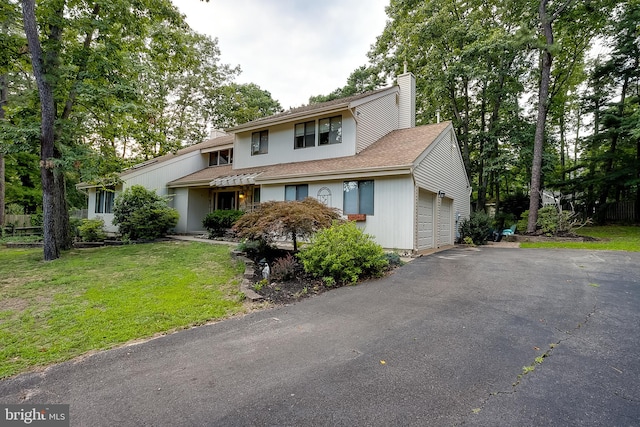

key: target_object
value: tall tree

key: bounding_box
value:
[21,0,58,259]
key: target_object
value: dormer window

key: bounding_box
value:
[209,148,233,166]
[319,116,342,145]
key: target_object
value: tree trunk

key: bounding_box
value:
[21,0,59,260]
[527,0,554,233]
[0,73,6,228]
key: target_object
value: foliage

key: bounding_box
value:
[459,211,493,245]
[270,253,298,282]
[297,221,389,285]
[202,210,244,237]
[308,65,384,104]
[0,241,244,378]
[211,83,283,127]
[518,210,530,235]
[112,185,179,241]
[322,276,336,287]
[233,198,342,251]
[77,218,106,242]
[536,206,572,236]
[383,252,405,269]
[253,279,268,291]
[29,211,42,227]
[500,192,530,220]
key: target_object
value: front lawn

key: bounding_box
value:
[0,241,245,378]
[519,225,640,251]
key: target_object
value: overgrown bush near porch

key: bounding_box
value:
[77,218,107,242]
[203,210,244,237]
[113,185,179,241]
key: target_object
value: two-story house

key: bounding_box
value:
[78,72,470,253]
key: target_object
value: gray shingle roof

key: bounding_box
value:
[168,122,452,187]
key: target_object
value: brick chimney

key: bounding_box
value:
[397,71,416,129]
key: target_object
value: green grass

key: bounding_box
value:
[520,225,640,251]
[0,241,246,378]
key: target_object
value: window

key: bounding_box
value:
[295,121,315,149]
[343,180,374,215]
[319,116,342,145]
[285,184,308,201]
[95,187,115,214]
[209,149,233,166]
[251,130,268,155]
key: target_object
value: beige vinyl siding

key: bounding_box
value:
[172,188,190,233]
[260,181,343,210]
[87,188,118,233]
[413,125,470,241]
[257,178,414,250]
[233,115,357,169]
[397,73,416,129]
[122,151,208,197]
[355,92,399,153]
[186,189,209,233]
[355,176,414,251]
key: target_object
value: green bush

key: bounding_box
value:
[30,212,43,227]
[460,211,492,245]
[518,210,529,233]
[78,218,106,242]
[202,210,244,237]
[297,221,388,285]
[537,205,572,235]
[112,185,179,241]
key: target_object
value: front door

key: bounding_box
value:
[217,191,236,210]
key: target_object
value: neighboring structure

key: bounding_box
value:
[78,73,470,253]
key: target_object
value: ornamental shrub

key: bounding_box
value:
[78,218,106,242]
[297,221,388,285]
[202,210,244,237]
[270,253,298,282]
[112,185,179,241]
[459,211,492,245]
[537,205,572,235]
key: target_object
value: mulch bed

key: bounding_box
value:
[508,232,599,243]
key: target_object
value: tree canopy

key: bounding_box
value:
[2,0,281,259]
[313,0,634,226]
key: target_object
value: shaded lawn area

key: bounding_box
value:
[520,225,640,251]
[0,241,245,379]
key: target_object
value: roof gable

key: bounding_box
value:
[120,134,234,178]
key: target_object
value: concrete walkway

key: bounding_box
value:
[1,247,638,426]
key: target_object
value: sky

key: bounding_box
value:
[171,0,389,109]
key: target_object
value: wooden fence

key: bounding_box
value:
[4,214,32,227]
[606,201,636,222]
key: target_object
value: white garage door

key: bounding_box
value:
[417,190,434,249]
[439,198,453,246]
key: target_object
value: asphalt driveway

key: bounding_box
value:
[1,247,639,426]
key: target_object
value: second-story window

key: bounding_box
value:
[251,130,269,155]
[295,121,315,149]
[319,116,342,145]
